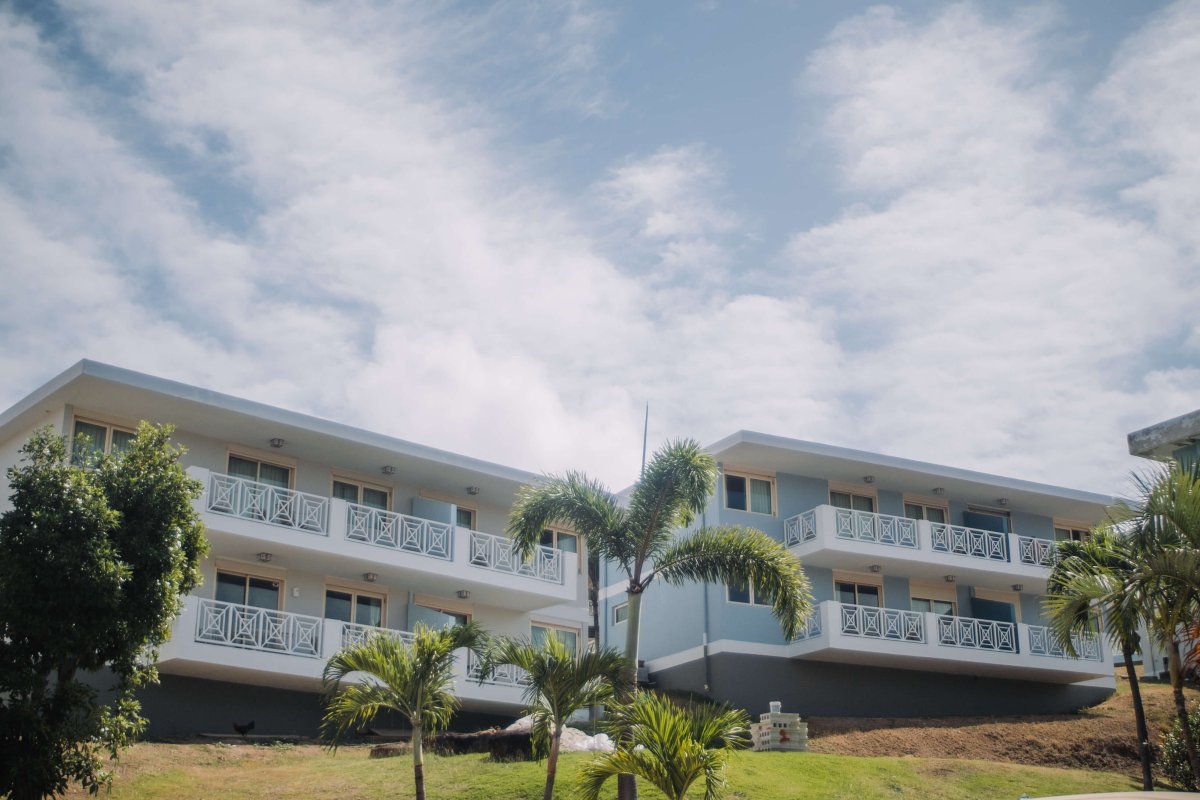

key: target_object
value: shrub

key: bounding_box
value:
[1160,706,1200,790]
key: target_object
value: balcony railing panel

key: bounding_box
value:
[783,510,818,546]
[345,504,453,560]
[466,651,529,686]
[1017,535,1056,567]
[839,604,925,642]
[340,622,415,650]
[936,615,1017,653]
[930,523,1008,562]
[206,472,329,535]
[792,608,824,641]
[834,508,919,549]
[195,598,323,657]
[1027,625,1102,661]
[468,531,563,584]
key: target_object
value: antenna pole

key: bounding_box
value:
[640,402,649,477]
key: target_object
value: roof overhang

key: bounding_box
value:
[1127,409,1200,460]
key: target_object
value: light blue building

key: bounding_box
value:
[599,431,1116,716]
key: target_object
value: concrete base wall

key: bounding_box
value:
[652,654,1112,717]
[85,673,516,740]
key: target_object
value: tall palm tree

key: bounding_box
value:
[1119,461,1200,786]
[476,632,627,800]
[1044,524,1154,790]
[507,439,811,799]
[321,622,485,800]
[576,691,750,800]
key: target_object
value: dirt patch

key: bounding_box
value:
[807,673,1190,777]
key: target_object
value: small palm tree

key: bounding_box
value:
[476,633,627,800]
[322,622,485,800]
[1044,524,1153,790]
[576,692,750,800]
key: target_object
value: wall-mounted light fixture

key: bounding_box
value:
[944,574,956,583]
[257,552,273,563]
[381,465,396,476]
[868,564,882,574]
[363,572,378,583]
[269,438,285,449]
[932,487,945,496]
[997,498,1009,506]
[1011,584,1023,592]
[456,590,471,600]
[466,486,481,496]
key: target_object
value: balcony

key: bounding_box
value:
[786,600,1108,682]
[159,597,528,710]
[784,505,1056,585]
[188,467,577,605]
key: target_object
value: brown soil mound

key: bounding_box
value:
[807,672,1192,777]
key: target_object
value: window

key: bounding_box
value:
[830,490,875,513]
[1054,526,1089,543]
[333,478,389,510]
[324,587,385,627]
[228,455,291,489]
[728,580,773,607]
[455,507,476,529]
[215,570,281,610]
[911,597,956,616]
[612,602,629,624]
[836,580,881,607]
[540,528,578,554]
[532,624,579,655]
[904,502,947,524]
[71,419,136,466]
[964,506,1011,533]
[725,473,774,515]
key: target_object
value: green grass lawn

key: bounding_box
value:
[68,743,1141,800]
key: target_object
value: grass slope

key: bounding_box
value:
[64,744,1138,800]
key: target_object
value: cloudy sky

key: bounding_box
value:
[1,1,1197,495]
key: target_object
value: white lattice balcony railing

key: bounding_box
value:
[929,522,1009,562]
[838,603,925,642]
[783,510,817,546]
[468,531,563,584]
[1017,535,1056,567]
[791,607,824,641]
[345,504,453,560]
[466,652,530,687]
[936,615,1017,653]
[832,508,919,549]
[340,622,415,650]
[1027,625,1103,661]
[206,472,329,535]
[195,598,323,658]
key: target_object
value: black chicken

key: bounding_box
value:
[233,720,255,739]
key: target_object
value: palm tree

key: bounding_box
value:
[576,691,750,800]
[507,439,811,799]
[321,622,485,800]
[1123,461,1200,786]
[476,632,627,800]
[1044,524,1153,790]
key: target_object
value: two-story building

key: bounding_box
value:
[599,431,1117,716]
[0,361,588,737]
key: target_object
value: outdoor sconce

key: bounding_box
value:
[257,552,272,563]
[269,438,285,448]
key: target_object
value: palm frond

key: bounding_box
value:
[650,526,812,640]
[623,440,716,564]
[505,472,628,566]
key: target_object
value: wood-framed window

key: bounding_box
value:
[215,569,282,610]
[612,602,629,624]
[903,497,948,524]
[228,453,292,489]
[909,580,957,616]
[532,623,580,655]
[727,579,773,607]
[70,418,136,466]
[1053,524,1090,543]
[324,585,386,627]
[540,528,579,554]
[724,471,775,515]
[455,507,476,529]
[333,477,390,510]
[834,571,882,607]
[830,487,876,513]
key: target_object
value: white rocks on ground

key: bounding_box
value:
[505,716,614,752]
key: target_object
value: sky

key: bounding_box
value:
[1,0,1198,497]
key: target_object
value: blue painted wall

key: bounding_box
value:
[776,473,828,520]
[877,489,903,517]
[883,575,910,610]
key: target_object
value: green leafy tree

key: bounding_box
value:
[322,622,485,800]
[0,424,207,800]
[476,633,626,800]
[507,439,812,799]
[1044,524,1154,790]
[576,691,750,800]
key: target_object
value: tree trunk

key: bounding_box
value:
[412,723,426,800]
[1168,640,1200,786]
[618,589,642,800]
[543,726,562,800]
[1122,644,1154,791]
